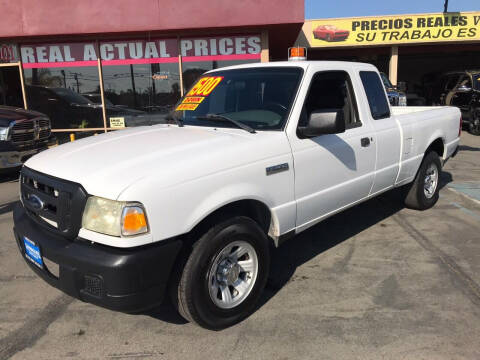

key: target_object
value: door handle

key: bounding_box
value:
[361,137,370,147]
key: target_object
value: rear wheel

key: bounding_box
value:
[404,151,442,210]
[176,216,270,330]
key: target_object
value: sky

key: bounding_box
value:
[305,0,480,19]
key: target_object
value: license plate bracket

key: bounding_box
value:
[23,237,43,269]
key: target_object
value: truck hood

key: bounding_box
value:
[0,106,47,127]
[24,125,288,200]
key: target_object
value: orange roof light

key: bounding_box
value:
[288,47,307,61]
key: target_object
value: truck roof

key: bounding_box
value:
[207,60,378,73]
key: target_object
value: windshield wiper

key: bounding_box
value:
[196,114,256,134]
[165,112,184,127]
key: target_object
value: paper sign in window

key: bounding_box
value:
[110,117,125,128]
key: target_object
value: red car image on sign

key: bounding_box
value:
[313,25,350,42]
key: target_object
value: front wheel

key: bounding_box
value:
[404,151,442,210]
[176,216,270,330]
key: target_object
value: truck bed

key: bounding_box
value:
[391,106,451,115]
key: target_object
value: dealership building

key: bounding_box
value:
[0,0,303,141]
[299,12,480,105]
[0,2,479,142]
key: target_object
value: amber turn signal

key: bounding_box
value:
[121,206,148,236]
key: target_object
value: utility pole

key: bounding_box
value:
[61,70,66,88]
[444,0,449,13]
[73,73,79,93]
[130,64,137,109]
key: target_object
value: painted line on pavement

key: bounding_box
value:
[450,202,480,221]
[448,182,480,204]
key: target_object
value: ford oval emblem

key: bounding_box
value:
[26,194,45,211]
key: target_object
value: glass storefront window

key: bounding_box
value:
[180,35,261,91]
[19,35,263,135]
[102,62,181,127]
[53,130,101,145]
[182,60,259,91]
[24,66,104,129]
[0,66,23,107]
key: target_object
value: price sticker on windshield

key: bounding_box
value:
[182,96,205,104]
[187,76,223,96]
[176,103,199,111]
[176,76,223,111]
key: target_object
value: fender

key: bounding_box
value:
[424,132,446,159]
[185,183,281,237]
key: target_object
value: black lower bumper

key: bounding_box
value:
[13,203,182,313]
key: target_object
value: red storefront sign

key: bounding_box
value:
[180,35,261,62]
[21,35,261,68]
[0,44,19,63]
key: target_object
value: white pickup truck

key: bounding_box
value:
[13,61,461,329]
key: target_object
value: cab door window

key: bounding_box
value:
[360,71,391,120]
[300,71,360,130]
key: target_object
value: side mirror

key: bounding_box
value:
[298,109,346,138]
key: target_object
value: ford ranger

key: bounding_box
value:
[13,61,461,330]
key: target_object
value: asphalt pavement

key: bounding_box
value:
[0,132,479,360]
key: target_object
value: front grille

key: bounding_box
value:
[11,117,51,145]
[12,121,34,130]
[83,275,104,297]
[20,167,87,239]
[12,132,35,142]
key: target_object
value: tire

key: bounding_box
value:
[468,108,480,136]
[404,151,442,210]
[326,34,331,42]
[176,216,270,330]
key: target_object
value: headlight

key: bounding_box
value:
[0,127,9,141]
[82,196,149,237]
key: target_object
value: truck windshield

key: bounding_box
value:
[172,67,303,131]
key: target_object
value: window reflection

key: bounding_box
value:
[23,57,260,131]
[0,66,23,107]
[24,66,103,129]
[182,60,259,92]
[102,63,181,127]
[53,131,101,145]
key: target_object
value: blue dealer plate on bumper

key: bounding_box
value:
[23,237,43,268]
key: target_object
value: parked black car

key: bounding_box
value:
[435,71,480,135]
[81,93,114,106]
[26,86,145,129]
[0,106,51,172]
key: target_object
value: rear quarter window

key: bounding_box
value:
[360,71,391,120]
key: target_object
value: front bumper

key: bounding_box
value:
[13,203,182,313]
[0,148,41,169]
